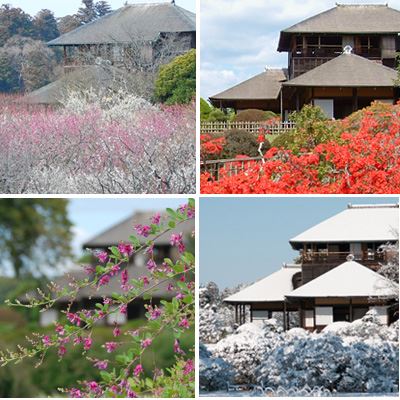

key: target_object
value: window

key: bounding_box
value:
[333,306,350,322]
[315,306,333,325]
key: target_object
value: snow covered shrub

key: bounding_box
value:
[211,322,283,384]
[258,328,399,393]
[199,344,233,391]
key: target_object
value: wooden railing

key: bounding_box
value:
[201,156,264,181]
[302,250,385,264]
[200,121,296,135]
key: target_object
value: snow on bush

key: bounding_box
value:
[210,320,284,384]
[0,92,195,194]
[199,344,233,391]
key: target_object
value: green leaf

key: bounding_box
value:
[168,220,176,229]
[110,246,121,258]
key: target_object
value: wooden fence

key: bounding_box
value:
[200,120,296,135]
[201,156,265,181]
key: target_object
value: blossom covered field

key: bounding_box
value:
[199,283,399,397]
[0,94,195,194]
[201,103,400,194]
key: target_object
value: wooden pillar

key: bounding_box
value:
[63,46,67,65]
[352,88,358,112]
[349,298,353,322]
[313,299,316,329]
[268,310,272,319]
[283,301,287,331]
[280,88,284,122]
[235,304,238,324]
[250,304,253,322]
[298,302,302,329]
[296,91,300,111]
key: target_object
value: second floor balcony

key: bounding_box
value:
[301,250,385,266]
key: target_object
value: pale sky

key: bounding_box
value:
[2,0,195,17]
[201,0,400,99]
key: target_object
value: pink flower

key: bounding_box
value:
[135,224,151,237]
[73,336,83,345]
[178,318,189,329]
[70,388,82,398]
[58,345,67,357]
[141,276,150,286]
[99,274,110,286]
[127,389,138,398]
[118,242,133,257]
[167,283,174,292]
[121,269,128,286]
[113,327,121,337]
[103,297,112,305]
[67,312,81,326]
[170,233,185,253]
[55,324,65,336]
[88,381,98,391]
[141,338,152,348]
[147,258,157,271]
[149,307,162,320]
[151,212,161,225]
[120,304,127,315]
[96,251,108,263]
[105,342,117,353]
[110,264,120,276]
[42,335,51,347]
[176,293,184,300]
[84,337,92,351]
[94,360,108,370]
[145,244,154,255]
[174,339,185,355]
[183,359,194,375]
[134,364,144,376]
[84,265,95,275]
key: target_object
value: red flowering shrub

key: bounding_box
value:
[200,134,226,161]
[201,103,400,194]
[0,201,195,398]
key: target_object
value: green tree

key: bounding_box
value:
[0,199,73,278]
[33,9,59,42]
[95,1,113,17]
[77,0,97,24]
[154,49,195,104]
[0,51,19,92]
[0,4,35,46]
[200,98,212,120]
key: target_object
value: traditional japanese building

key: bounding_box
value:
[210,4,400,119]
[38,210,194,326]
[225,203,399,330]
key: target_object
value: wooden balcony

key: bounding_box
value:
[301,250,385,265]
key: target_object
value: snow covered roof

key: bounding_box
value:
[290,204,398,248]
[224,265,301,303]
[286,260,397,298]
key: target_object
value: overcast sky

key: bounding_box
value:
[200,0,400,100]
[200,197,398,289]
[3,0,195,17]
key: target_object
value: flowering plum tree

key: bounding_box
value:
[0,201,195,398]
[0,92,195,194]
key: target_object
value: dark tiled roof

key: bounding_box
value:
[209,69,288,101]
[278,4,400,51]
[283,53,397,87]
[83,210,194,248]
[48,2,195,46]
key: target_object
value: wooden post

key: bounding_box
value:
[298,302,302,329]
[268,310,272,319]
[313,299,316,329]
[352,88,358,112]
[349,298,353,322]
[250,304,253,322]
[235,304,238,324]
[296,91,300,111]
[63,46,67,65]
[283,301,287,331]
[280,88,284,122]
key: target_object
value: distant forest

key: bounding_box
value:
[0,0,113,92]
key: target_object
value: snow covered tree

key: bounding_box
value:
[95,1,112,17]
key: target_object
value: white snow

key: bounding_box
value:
[290,204,398,244]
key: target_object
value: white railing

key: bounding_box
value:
[200,120,296,135]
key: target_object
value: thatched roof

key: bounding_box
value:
[278,4,400,51]
[283,53,398,88]
[48,2,195,46]
[209,69,288,102]
[23,65,133,105]
[83,210,194,249]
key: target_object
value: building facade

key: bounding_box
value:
[210,4,400,119]
[225,204,399,331]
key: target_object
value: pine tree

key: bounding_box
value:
[77,0,97,24]
[95,1,112,18]
[33,9,59,42]
[57,15,81,34]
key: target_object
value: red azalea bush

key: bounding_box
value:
[0,201,195,397]
[200,134,226,161]
[201,102,400,194]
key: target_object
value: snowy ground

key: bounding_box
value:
[201,391,399,397]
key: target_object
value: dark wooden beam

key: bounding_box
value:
[352,88,358,112]
[283,301,287,331]
[349,298,353,322]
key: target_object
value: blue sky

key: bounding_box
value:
[200,0,400,100]
[4,0,195,17]
[200,197,399,289]
[68,198,187,257]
